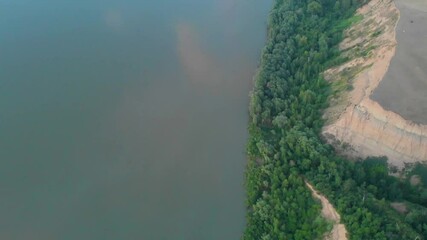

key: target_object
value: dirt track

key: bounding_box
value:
[306,182,348,240]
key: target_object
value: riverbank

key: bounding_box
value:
[322,0,427,168]
[244,0,426,238]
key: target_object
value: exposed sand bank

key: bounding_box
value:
[322,0,427,168]
[306,182,348,240]
[371,0,427,124]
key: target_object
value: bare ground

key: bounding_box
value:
[322,0,427,168]
[390,202,408,214]
[306,182,348,240]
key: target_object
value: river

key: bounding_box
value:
[371,0,427,124]
[0,0,271,239]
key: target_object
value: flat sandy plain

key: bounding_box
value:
[371,0,427,124]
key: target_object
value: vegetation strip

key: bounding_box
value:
[244,0,427,239]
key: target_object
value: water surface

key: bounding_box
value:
[371,0,427,124]
[0,1,271,239]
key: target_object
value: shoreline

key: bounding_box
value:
[371,0,427,125]
[322,0,427,168]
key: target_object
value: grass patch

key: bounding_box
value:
[371,29,382,37]
[360,45,377,57]
[332,14,363,33]
[331,64,367,93]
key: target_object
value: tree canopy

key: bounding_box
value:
[244,0,427,239]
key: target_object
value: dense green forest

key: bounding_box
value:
[244,0,427,239]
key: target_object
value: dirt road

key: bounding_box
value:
[306,182,348,240]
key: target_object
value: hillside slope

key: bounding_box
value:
[322,0,427,168]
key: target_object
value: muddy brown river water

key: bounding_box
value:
[0,1,271,239]
[371,0,427,124]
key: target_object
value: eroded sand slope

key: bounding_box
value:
[322,0,427,168]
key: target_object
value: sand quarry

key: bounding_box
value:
[322,0,427,168]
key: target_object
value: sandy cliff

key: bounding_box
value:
[322,0,427,168]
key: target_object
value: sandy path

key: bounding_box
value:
[306,182,348,240]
